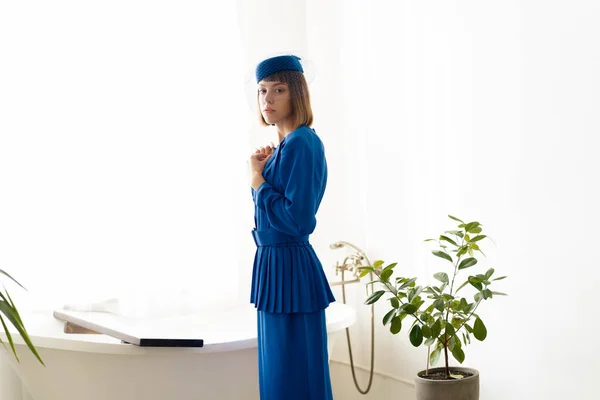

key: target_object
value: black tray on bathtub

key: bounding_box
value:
[121,338,204,347]
[53,310,204,348]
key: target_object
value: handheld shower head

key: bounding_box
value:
[329,240,372,268]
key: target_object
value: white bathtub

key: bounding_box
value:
[0,302,355,400]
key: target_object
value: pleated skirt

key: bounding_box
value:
[250,241,335,314]
[257,309,333,400]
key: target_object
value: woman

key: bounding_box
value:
[248,54,336,399]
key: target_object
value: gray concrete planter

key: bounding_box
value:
[415,367,479,400]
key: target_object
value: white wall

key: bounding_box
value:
[0,1,248,315]
[326,1,600,399]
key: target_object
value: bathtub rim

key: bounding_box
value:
[0,301,355,356]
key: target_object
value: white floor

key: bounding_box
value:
[330,361,416,400]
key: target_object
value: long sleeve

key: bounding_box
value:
[254,134,325,237]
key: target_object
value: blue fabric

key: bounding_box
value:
[256,55,304,82]
[257,309,333,400]
[250,125,335,313]
[251,228,308,247]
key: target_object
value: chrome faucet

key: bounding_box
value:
[329,241,373,286]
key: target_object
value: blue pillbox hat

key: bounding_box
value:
[255,55,304,83]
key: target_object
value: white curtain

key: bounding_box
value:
[0,0,254,316]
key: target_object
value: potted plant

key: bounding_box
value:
[1,269,44,365]
[358,215,506,400]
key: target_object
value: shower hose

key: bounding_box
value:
[335,244,376,395]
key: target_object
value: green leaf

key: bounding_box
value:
[383,309,396,326]
[465,302,477,314]
[390,316,402,334]
[448,215,464,223]
[474,292,483,302]
[365,290,385,305]
[471,235,487,242]
[482,289,493,299]
[431,320,441,338]
[410,325,423,347]
[440,235,458,247]
[373,260,384,269]
[384,262,398,271]
[432,250,453,263]
[445,322,455,337]
[458,258,478,270]
[452,342,465,364]
[424,336,436,346]
[411,293,423,304]
[412,300,425,311]
[473,317,487,341]
[390,297,400,309]
[485,268,495,279]
[433,272,449,284]
[401,304,418,314]
[399,277,417,289]
[420,311,433,323]
[439,283,447,293]
[407,286,423,303]
[2,291,24,326]
[492,291,508,296]
[0,314,17,362]
[493,276,508,281]
[0,299,44,365]
[421,324,432,338]
[456,246,469,257]
[451,317,463,330]
[454,332,463,347]
[0,270,26,291]
[469,276,483,291]
[433,298,445,312]
[381,269,393,282]
[471,227,482,234]
[448,335,456,351]
[442,294,455,302]
[357,267,372,278]
[464,222,481,233]
[430,348,441,366]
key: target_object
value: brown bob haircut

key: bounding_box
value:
[257,70,313,129]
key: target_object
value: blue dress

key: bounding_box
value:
[250,125,336,399]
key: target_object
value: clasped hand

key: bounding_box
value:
[249,143,275,190]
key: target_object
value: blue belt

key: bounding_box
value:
[251,229,309,247]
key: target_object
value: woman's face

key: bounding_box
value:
[258,80,293,126]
